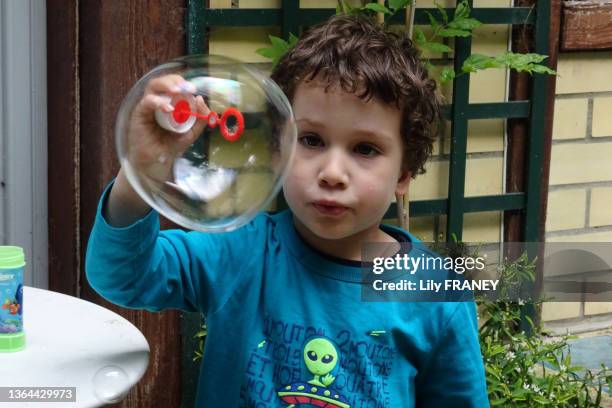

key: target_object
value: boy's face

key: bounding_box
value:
[283,78,411,241]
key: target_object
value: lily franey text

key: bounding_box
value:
[372,279,499,292]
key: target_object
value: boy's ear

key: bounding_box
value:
[395,170,412,196]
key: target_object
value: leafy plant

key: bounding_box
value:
[435,239,612,407]
[335,0,410,17]
[480,287,612,405]
[193,324,207,362]
[255,32,299,67]
[256,0,557,83]
[412,0,481,77]
[462,51,557,77]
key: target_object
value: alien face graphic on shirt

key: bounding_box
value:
[277,336,350,407]
[304,337,338,378]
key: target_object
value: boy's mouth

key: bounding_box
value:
[312,200,349,216]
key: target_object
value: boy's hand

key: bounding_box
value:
[126,74,209,180]
[106,75,209,227]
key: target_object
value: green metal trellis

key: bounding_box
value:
[185,0,550,243]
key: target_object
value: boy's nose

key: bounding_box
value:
[317,150,349,188]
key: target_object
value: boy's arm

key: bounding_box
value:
[104,168,152,227]
[85,181,257,314]
[415,300,490,407]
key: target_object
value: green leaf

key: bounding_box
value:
[389,0,411,11]
[288,32,300,47]
[529,64,557,75]
[462,54,503,73]
[532,395,551,405]
[485,365,501,380]
[363,3,392,14]
[425,11,440,30]
[424,41,452,53]
[521,53,548,64]
[563,352,572,367]
[414,27,427,46]
[489,385,507,394]
[524,315,535,330]
[512,388,530,398]
[557,393,577,403]
[255,47,277,59]
[255,47,286,66]
[256,33,299,67]
[336,0,354,15]
[435,2,448,24]
[490,398,508,406]
[269,35,290,52]
[497,52,547,67]
[454,0,470,20]
[438,28,471,37]
[449,17,482,31]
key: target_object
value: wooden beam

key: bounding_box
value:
[505,0,532,244]
[80,1,185,403]
[561,1,612,51]
[47,0,80,296]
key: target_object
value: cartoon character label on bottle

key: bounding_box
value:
[0,267,23,333]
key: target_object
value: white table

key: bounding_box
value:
[0,287,149,407]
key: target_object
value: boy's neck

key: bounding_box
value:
[291,215,400,262]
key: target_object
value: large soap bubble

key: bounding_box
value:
[116,55,296,232]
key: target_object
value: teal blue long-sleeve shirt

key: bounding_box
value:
[86,184,489,407]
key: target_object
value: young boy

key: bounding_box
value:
[86,14,489,408]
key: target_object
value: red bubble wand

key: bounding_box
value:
[171,99,245,142]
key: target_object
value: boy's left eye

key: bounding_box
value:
[355,143,380,157]
[299,134,323,147]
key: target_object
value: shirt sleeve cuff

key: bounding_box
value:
[93,179,160,252]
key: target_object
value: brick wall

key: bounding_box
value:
[542,51,612,323]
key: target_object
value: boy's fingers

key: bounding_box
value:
[145,75,197,95]
[195,95,211,116]
[145,75,183,93]
[139,94,174,113]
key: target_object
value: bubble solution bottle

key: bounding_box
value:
[0,246,25,352]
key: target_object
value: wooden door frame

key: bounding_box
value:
[47,1,187,406]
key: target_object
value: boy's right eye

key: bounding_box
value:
[299,134,324,148]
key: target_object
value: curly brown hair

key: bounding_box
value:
[271,14,444,177]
